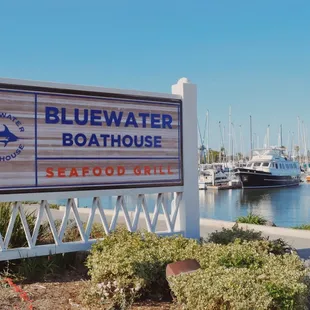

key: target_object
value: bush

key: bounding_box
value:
[293,224,310,230]
[0,203,37,248]
[207,223,264,245]
[236,213,268,225]
[169,253,310,310]
[85,227,309,310]
[85,228,199,309]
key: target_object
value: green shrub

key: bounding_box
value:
[85,228,309,310]
[169,243,309,310]
[236,213,268,225]
[293,224,310,230]
[85,228,199,309]
[0,203,37,248]
[207,223,264,245]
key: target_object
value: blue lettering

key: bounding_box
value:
[88,134,100,147]
[90,110,102,126]
[134,135,144,147]
[61,108,73,125]
[162,114,173,129]
[122,135,133,147]
[100,134,110,147]
[125,112,138,127]
[75,109,88,125]
[144,136,153,147]
[154,136,162,148]
[151,114,161,128]
[111,134,121,147]
[45,107,60,124]
[138,113,149,128]
[103,111,123,127]
[63,133,73,146]
[75,133,87,146]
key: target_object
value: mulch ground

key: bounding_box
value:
[0,273,172,310]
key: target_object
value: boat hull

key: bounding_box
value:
[235,169,300,189]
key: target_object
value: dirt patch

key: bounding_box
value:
[0,276,172,310]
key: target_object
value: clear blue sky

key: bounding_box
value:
[1,1,309,155]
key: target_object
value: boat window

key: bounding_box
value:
[275,163,278,169]
[246,163,252,167]
[253,162,261,167]
[286,164,289,169]
[262,162,269,167]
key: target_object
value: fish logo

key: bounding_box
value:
[0,124,21,147]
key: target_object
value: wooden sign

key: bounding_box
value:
[0,83,182,194]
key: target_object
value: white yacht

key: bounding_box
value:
[198,165,230,189]
[235,148,301,189]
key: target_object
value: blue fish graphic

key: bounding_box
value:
[0,125,20,147]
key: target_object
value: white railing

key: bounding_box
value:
[0,191,183,261]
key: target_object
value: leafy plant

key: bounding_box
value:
[236,213,268,225]
[85,228,309,310]
[207,223,263,245]
[293,224,310,230]
[0,203,37,248]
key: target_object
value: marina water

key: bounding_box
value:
[58,183,310,228]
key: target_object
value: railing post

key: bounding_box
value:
[172,78,200,239]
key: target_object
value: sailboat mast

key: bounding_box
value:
[250,115,253,157]
[206,110,209,163]
[297,117,300,162]
[228,106,232,162]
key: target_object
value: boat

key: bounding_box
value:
[198,166,230,190]
[234,148,301,189]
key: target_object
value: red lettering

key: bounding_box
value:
[58,167,66,177]
[168,166,174,175]
[134,166,141,175]
[69,168,79,177]
[144,166,151,175]
[93,167,102,176]
[46,167,54,178]
[105,166,114,176]
[159,166,165,175]
[82,167,89,176]
[117,166,125,176]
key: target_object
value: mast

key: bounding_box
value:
[228,106,232,162]
[239,125,243,160]
[219,121,226,163]
[266,125,270,148]
[206,110,209,163]
[280,124,283,148]
[297,117,300,162]
[250,115,253,158]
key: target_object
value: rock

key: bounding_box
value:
[166,259,200,277]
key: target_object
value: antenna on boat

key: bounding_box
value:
[280,124,283,148]
[266,125,270,148]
